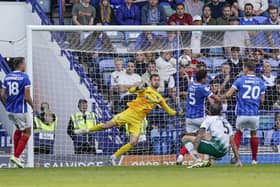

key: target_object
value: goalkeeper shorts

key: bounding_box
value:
[112,109,143,137]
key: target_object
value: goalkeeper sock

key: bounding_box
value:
[250,137,258,161]
[14,134,29,158]
[13,130,22,153]
[234,130,242,150]
[113,143,133,158]
[88,123,104,132]
[183,141,201,162]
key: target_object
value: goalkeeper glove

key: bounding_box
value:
[136,81,148,90]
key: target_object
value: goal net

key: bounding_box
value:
[27,25,280,168]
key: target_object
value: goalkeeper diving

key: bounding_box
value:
[76,74,177,165]
[180,102,242,168]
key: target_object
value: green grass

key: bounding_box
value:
[0,165,280,187]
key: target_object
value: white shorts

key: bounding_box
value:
[186,117,205,133]
[8,113,32,131]
[236,116,259,131]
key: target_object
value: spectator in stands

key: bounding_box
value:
[263,77,280,110]
[261,61,277,87]
[191,62,212,84]
[81,31,114,51]
[156,50,176,79]
[95,0,115,25]
[145,51,156,62]
[201,4,217,25]
[116,0,140,25]
[135,32,158,50]
[214,62,234,93]
[141,0,167,25]
[265,5,280,47]
[168,3,192,25]
[224,16,251,52]
[67,99,96,154]
[60,0,79,23]
[227,46,243,78]
[159,31,180,49]
[239,3,260,45]
[254,49,264,76]
[117,61,142,99]
[135,51,148,76]
[141,61,174,94]
[183,0,204,17]
[238,0,268,16]
[34,109,57,154]
[110,58,124,92]
[174,59,190,97]
[72,0,96,25]
[110,58,124,112]
[271,113,280,151]
[216,4,232,25]
[208,0,225,19]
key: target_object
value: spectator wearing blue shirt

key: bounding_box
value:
[271,114,280,152]
[239,3,267,46]
[207,0,225,19]
[116,0,140,25]
[135,32,159,50]
[141,0,167,25]
[265,5,280,47]
[254,49,264,76]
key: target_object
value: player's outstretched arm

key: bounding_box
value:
[230,135,242,167]
[159,98,176,116]
[24,87,34,110]
[1,88,7,104]
[222,87,236,100]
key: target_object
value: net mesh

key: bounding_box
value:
[30,28,280,167]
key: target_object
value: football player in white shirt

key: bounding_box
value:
[180,103,242,168]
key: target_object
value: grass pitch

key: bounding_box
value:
[0,165,280,187]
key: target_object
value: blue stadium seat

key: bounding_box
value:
[99,59,115,86]
[259,115,275,130]
[264,58,280,68]
[105,31,124,42]
[196,57,213,69]
[125,32,141,43]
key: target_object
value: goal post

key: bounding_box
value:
[26,25,280,168]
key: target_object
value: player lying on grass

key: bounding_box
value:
[180,103,242,168]
[75,74,177,165]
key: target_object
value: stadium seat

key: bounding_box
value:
[159,2,175,17]
[105,31,125,42]
[259,115,275,130]
[99,59,115,86]
[196,57,213,70]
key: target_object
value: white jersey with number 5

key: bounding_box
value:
[200,116,233,150]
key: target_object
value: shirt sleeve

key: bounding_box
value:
[232,77,241,90]
[72,4,78,17]
[159,97,176,116]
[201,86,212,97]
[200,117,210,130]
[24,75,31,88]
[2,78,7,89]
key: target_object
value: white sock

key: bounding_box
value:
[184,142,201,162]
[110,155,116,160]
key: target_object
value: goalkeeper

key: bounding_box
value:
[77,74,177,165]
